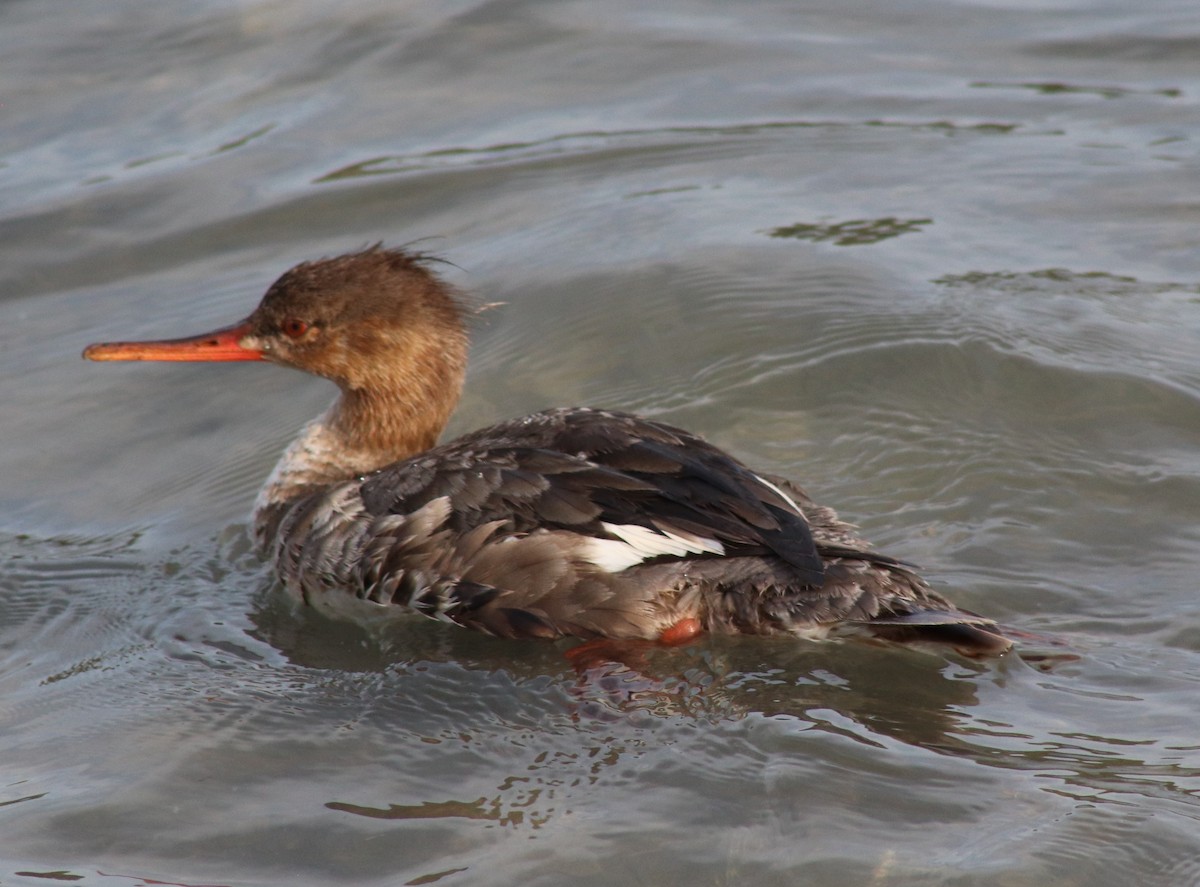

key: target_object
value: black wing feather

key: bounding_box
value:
[358,408,824,584]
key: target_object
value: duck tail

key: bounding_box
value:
[862,611,1076,662]
[865,617,1014,657]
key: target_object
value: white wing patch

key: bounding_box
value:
[582,521,726,572]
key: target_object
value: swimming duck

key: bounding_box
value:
[84,247,1012,655]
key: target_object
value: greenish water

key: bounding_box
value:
[3,1,1200,885]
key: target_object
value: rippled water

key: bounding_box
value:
[4,1,1200,885]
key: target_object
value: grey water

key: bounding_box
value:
[3,1,1200,885]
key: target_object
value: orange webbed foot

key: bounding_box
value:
[562,618,705,673]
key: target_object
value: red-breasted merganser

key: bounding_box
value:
[84,247,1012,655]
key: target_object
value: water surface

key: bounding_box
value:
[3,1,1200,885]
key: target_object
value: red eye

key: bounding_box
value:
[281,318,309,339]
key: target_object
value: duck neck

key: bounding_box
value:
[252,383,458,550]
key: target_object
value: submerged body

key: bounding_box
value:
[85,247,1012,655]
